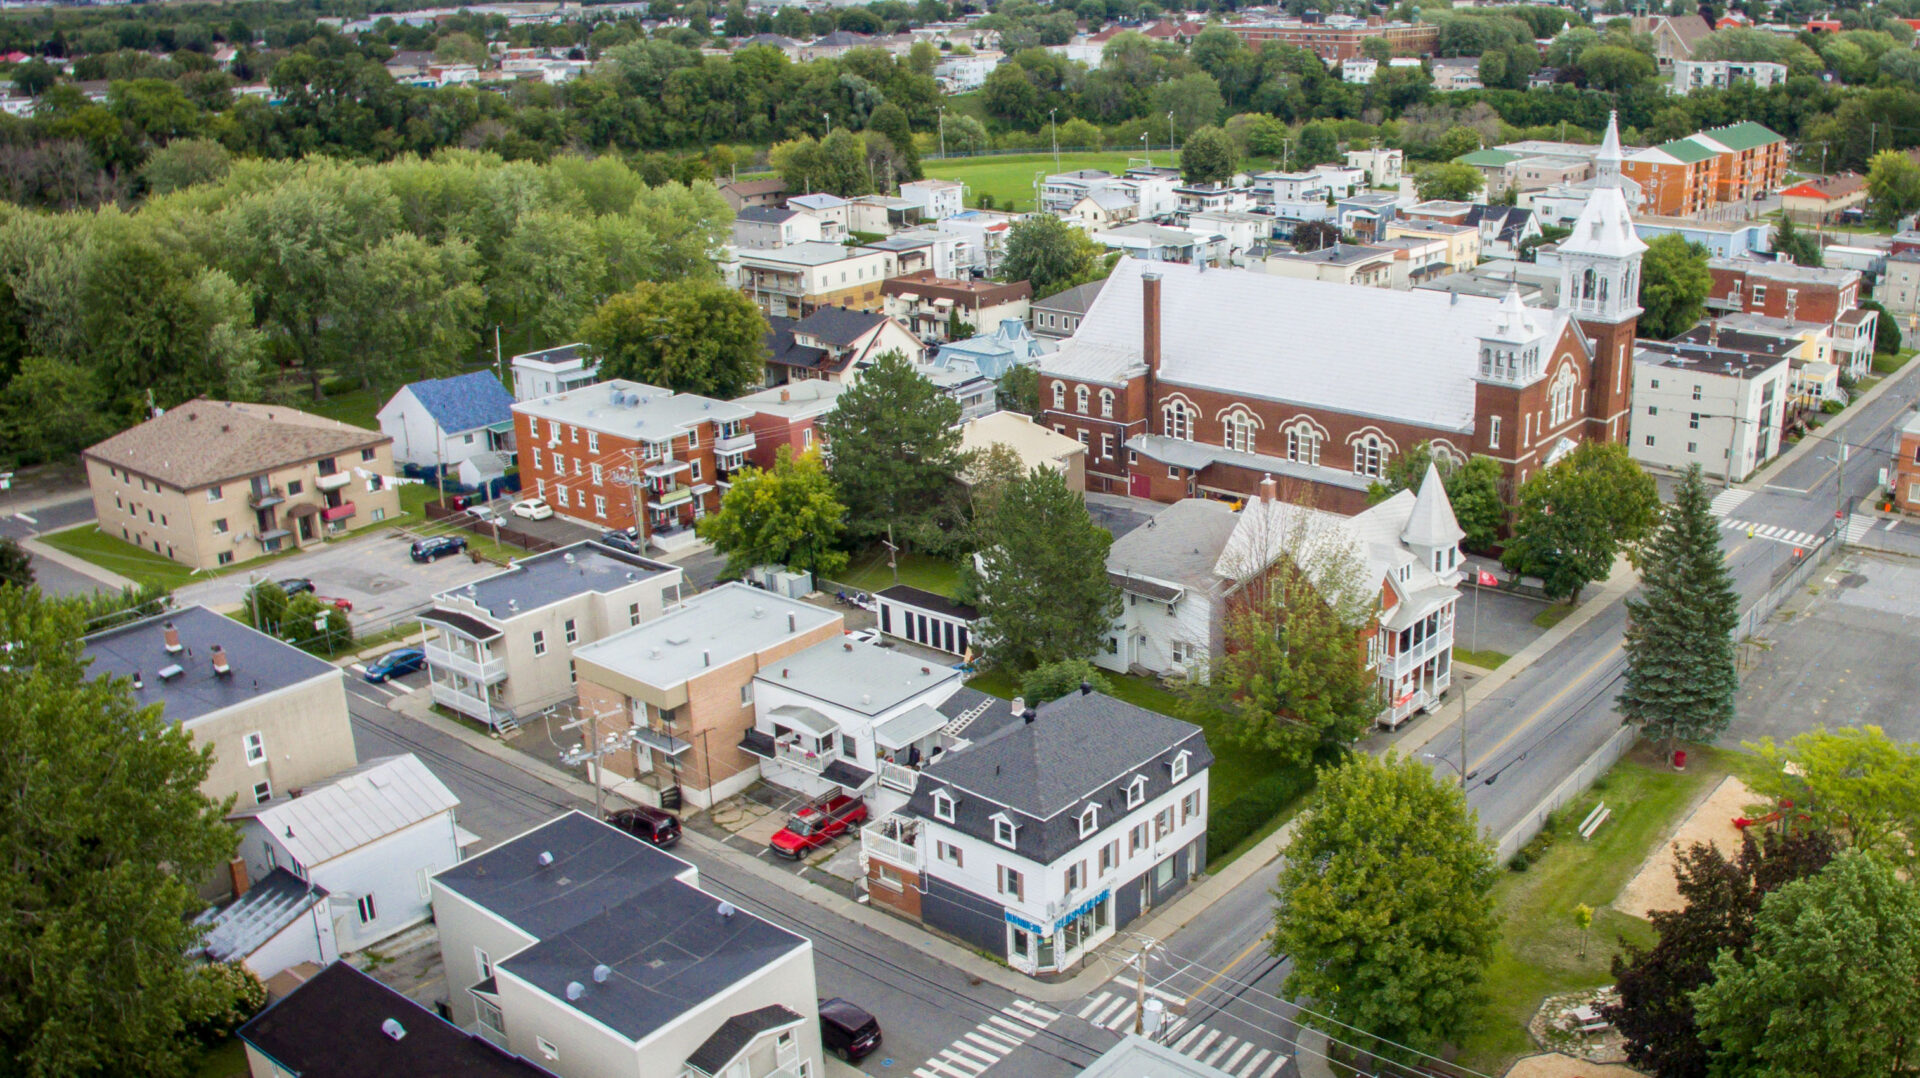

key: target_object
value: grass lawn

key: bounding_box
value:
[1453,745,1729,1073]
[39,526,206,590]
[190,1038,249,1078]
[925,151,1178,212]
[304,386,383,431]
[1874,347,1916,375]
[966,667,1313,858]
[1453,646,1511,670]
[837,547,963,597]
[1532,603,1576,630]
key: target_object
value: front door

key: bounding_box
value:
[1128,471,1150,498]
[297,515,315,542]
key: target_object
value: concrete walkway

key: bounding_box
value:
[22,529,134,591]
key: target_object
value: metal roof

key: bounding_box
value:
[230,754,460,866]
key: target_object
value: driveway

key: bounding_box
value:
[173,530,503,626]
[1084,492,1157,539]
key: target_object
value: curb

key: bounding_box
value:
[1748,357,1917,487]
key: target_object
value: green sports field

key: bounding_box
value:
[924,151,1184,212]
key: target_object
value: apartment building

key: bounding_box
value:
[431,812,824,1078]
[763,306,926,385]
[82,606,356,819]
[1225,16,1437,61]
[731,206,828,250]
[419,542,685,728]
[1623,122,1787,216]
[737,241,900,317]
[1705,257,1875,377]
[861,689,1212,977]
[1257,243,1396,288]
[1384,219,1481,272]
[1671,58,1787,93]
[571,584,845,810]
[733,381,846,469]
[1630,341,1788,482]
[883,271,1032,342]
[83,400,402,570]
[1031,280,1106,339]
[513,381,756,549]
[511,343,598,403]
[899,178,965,220]
[1894,412,1920,514]
[1344,146,1404,187]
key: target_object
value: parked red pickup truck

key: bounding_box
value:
[769,794,868,859]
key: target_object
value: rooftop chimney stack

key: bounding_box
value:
[163,622,182,654]
[1011,695,1026,716]
[210,645,231,677]
[1260,473,1278,502]
[228,856,250,898]
[1079,680,1094,696]
[1141,271,1163,376]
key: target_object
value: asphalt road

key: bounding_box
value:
[3,495,104,596]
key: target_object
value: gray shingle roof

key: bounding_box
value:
[906,691,1211,864]
[686,1005,806,1074]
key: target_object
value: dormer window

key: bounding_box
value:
[932,790,956,822]
[1078,805,1099,837]
[1170,751,1190,784]
[1126,775,1147,809]
[991,813,1018,848]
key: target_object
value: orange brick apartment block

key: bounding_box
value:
[1623,121,1786,217]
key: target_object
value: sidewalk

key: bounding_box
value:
[22,532,133,591]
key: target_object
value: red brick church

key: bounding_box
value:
[1039,116,1647,514]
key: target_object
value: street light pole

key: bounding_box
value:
[938,107,946,159]
[1050,107,1059,173]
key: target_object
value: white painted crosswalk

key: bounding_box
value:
[1077,987,1289,1078]
[913,1000,1060,1078]
[1709,489,1754,518]
[1845,513,1878,543]
[1723,518,1824,549]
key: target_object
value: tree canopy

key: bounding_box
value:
[1638,234,1713,340]
[579,279,768,399]
[999,214,1106,297]
[1502,442,1659,602]
[1365,444,1507,551]
[696,446,849,580]
[816,349,963,547]
[968,465,1119,671]
[1742,726,1920,871]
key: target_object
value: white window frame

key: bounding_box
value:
[991,813,1018,848]
[1170,751,1189,783]
[1052,381,1066,409]
[1078,805,1099,838]
[244,732,265,766]
[1126,774,1147,809]
[932,790,956,822]
[1099,389,1114,417]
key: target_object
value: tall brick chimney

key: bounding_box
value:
[1141,271,1163,376]
[228,856,250,898]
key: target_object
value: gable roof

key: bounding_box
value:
[1781,172,1864,200]
[240,962,555,1077]
[396,371,514,435]
[1707,120,1785,152]
[685,1005,806,1075]
[85,399,388,491]
[737,205,800,224]
[1033,278,1107,316]
[1106,498,1239,596]
[230,754,460,866]
[793,305,889,348]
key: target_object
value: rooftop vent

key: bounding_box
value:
[565,982,585,1002]
[787,612,796,631]
[381,1019,406,1042]
[717,901,736,919]
[592,964,611,984]
[210,645,231,677]
[753,606,764,619]
[537,851,554,868]
[163,621,182,654]
[158,663,184,681]
[1011,695,1025,716]
[131,671,143,690]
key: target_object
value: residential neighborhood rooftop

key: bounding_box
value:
[1107,498,1240,598]
[84,399,387,491]
[758,636,961,716]
[511,342,585,366]
[82,606,339,726]
[515,379,752,439]
[227,754,462,866]
[573,582,839,689]
[737,240,874,266]
[397,371,515,435]
[1636,340,1790,379]
[435,541,677,621]
[192,867,329,965]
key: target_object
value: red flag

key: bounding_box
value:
[1477,570,1499,587]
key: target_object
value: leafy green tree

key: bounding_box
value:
[866,102,921,182]
[244,581,291,636]
[1770,213,1822,267]
[1000,214,1101,295]
[1742,726,1920,870]
[286,592,352,654]
[1618,465,1740,759]
[1502,442,1659,602]
[1578,44,1658,90]
[0,589,243,1076]
[697,447,849,579]
[137,136,231,195]
[1186,496,1383,764]
[817,350,963,546]
[1868,148,1920,227]
[0,536,31,590]
[1415,162,1485,201]
[1149,71,1224,137]
[1273,752,1499,1064]
[1693,852,1920,1078]
[1291,220,1341,253]
[1365,444,1507,551]
[968,465,1118,671]
[1638,233,1713,340]
[1606,828,1839,1078]
[1180,125,1236,185]
[1020,658,1112,703]
[0,357,112,463]
[579,280,768,399]
[1859,299,1903,355]
[997,364,1040,415]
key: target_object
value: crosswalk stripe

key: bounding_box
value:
[985,1016,1031,1040]
[1222,1042,1256,1072]
[1709,489,1752,517]
[1111,975,1189,1005]
[1239,1049,1273,1078]
[920,1055,979,1078]
[965,1031,1015,1055]
[1202,1035,1240,1066]
[1258,1054,1291,1078]
[1174,1023,1209,1051]
[1158,1016,1189,1041]
[1106,1002,1139,1031]
[943,1043,995,1068]
[1188,1029,1222,1057]
[1091,996,1131,1027]
[1077,992,1113,1020]
[1008,1000,1058,1025]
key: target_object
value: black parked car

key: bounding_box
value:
[410,535,468,562]
[275,578,315,596]
[818,998,882,1062]
[599,529,644,555]
[605,806,680,848]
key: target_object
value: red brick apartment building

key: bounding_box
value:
[512,380,756,548]
[1226,16,1438,60]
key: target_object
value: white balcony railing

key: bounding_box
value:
[315,471,352,492]
[715,430,757,454]
[861,817,921,869]
[772,739,831,774]
[425,642,506,684]
[877,760,919,793]
[431,681,500,722]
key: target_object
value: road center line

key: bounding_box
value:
[1470,640,1623,773]
[1183,934,1268,1010]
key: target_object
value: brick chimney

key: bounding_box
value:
[163,621,182,655]
[1260,473,1278,502]
[1141,271,1163,376]
[228,856,250,898]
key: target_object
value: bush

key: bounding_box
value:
[1509,852,1532,872]
[1205,767,1315,862]
[319,374,359,396]
[1822,399,1846,414]
[184,962,268,1043]
[1020,659,1111,704]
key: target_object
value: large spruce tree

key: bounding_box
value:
[1617,464,1740,757]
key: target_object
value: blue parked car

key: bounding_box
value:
[364,647,425,683]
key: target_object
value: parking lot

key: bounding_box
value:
[1732,551,1920,744]
[172,527,503,626]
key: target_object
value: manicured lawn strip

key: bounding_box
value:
[40,525,206,590]
[1452,647,1511,670]
[924,151,1175,211]
[1452,746,1727,1074]
[1873,347,1916,375]
[1532,603,1576,630]
[966,667,1314,866]
[836,547,963,597]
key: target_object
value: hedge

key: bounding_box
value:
[1205,766,1315,864]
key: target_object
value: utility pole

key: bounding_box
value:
[884,523,900,586]
[1050,107,1060,173]
[938,106,946,159]
[1130,938,1163,1036]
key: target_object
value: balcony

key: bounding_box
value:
[772,738,830,774]
[861,815,921,870]
[715,429,757,454]
[878,760,920,793]
[315,471,352,492]
[248,485,285,509]
[431,680,502,724]
[320,502,356,523]
[648,483,694,508]
[425,642,506,684]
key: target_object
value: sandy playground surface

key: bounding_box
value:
[1615,775,1756,921]
[1505,1052,1649,1078]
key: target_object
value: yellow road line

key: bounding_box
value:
[1184,934,1270,1009]
[1469,640,1623,773]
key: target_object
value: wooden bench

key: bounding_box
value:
[1579,802,1611,840]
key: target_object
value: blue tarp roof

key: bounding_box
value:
[404,371,514,435]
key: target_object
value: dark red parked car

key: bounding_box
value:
[769,794,867,859]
